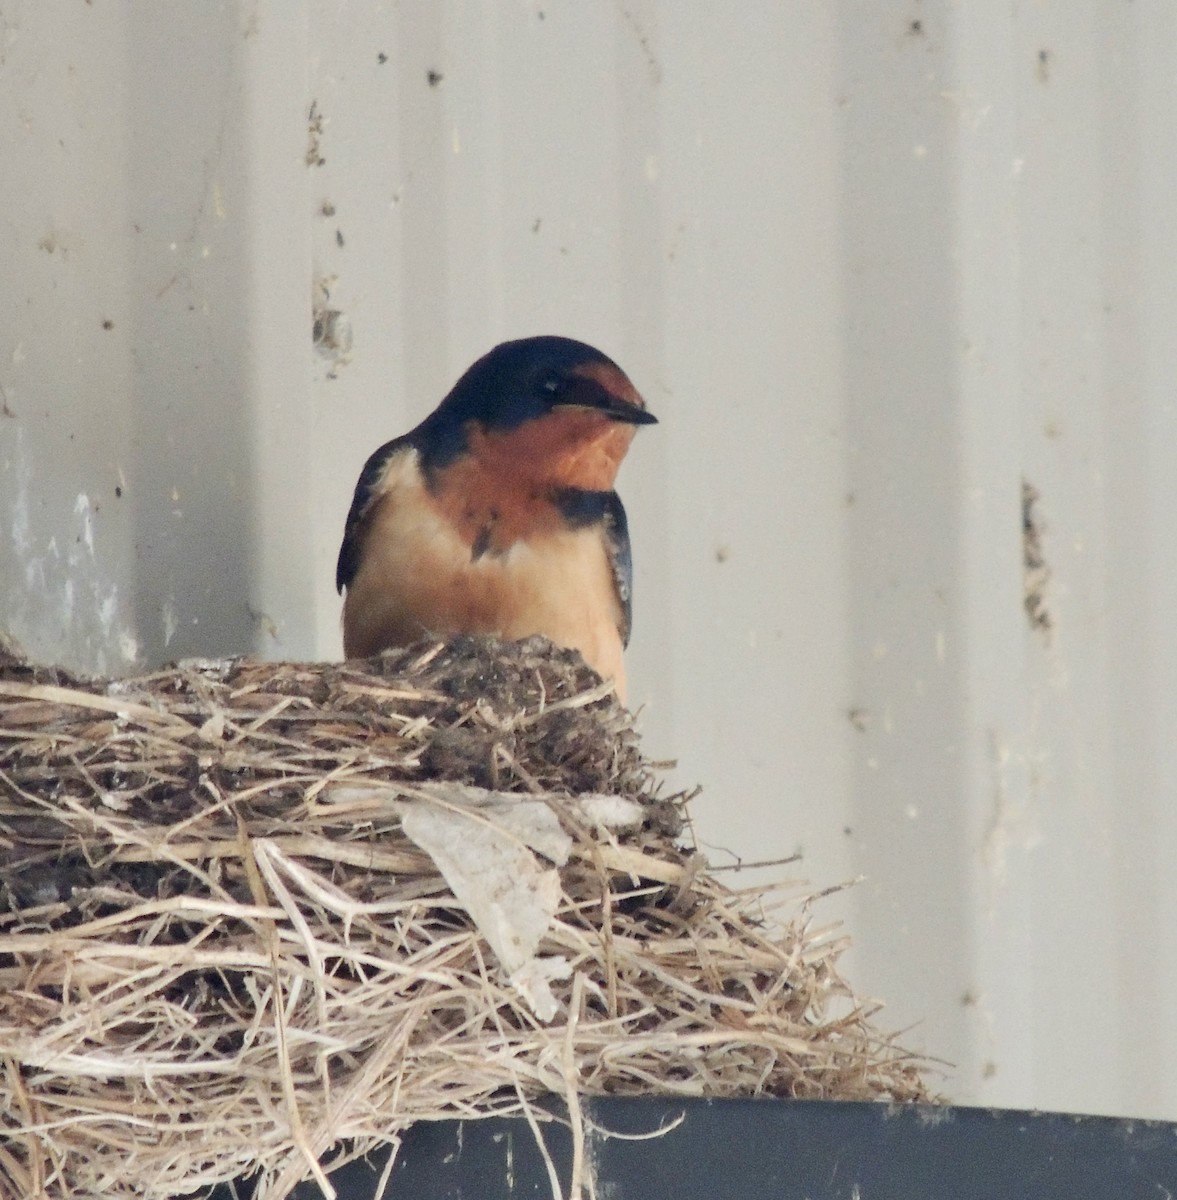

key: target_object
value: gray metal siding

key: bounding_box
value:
[3,0,1175,1119]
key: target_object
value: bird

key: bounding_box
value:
[335,335,657,701]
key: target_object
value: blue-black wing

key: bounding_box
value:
[554,488,636,645]
[335,435,414,593]
[603,491,635,647]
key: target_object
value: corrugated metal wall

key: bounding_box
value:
[3,0,1176,1121]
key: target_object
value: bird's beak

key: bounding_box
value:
[562,364,658,425]
[585,400,657,426]
[614,403,658,425]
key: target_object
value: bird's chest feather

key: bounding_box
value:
[342,452,624,677]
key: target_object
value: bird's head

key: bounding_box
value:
[418,336,656,493]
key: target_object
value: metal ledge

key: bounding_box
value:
[207,1097,1177,1199]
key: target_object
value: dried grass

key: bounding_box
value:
[0,635,928,1200]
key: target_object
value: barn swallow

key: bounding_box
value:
[335,336,656,701]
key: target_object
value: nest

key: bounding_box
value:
[0,635,928,1200]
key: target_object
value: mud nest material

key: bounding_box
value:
[0,635,928,1200]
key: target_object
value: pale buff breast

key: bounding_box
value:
[341,454,628,700]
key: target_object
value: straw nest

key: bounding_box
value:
[0,635,928,1200]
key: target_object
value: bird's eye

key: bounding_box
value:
[539,372,563,397]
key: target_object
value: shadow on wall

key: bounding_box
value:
[834,0,974,1077]
[125,7,258,666]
